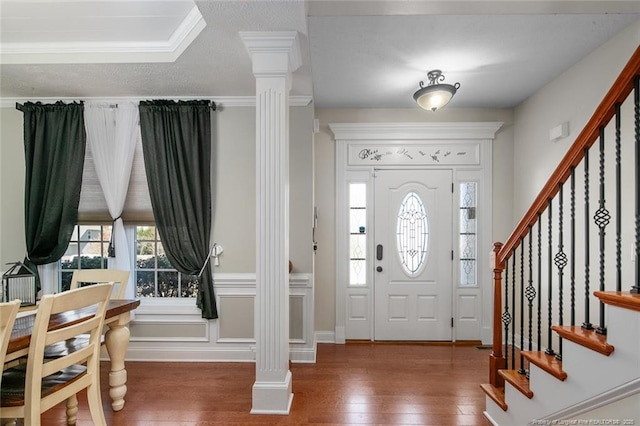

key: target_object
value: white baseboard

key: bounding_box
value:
[121,346,256,362]
[315,331,335,344]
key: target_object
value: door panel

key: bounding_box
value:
[374,169,453,341]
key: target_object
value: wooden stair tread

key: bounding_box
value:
[480,383,507,411]
[595,291,640,312]
[551,325,614,356]
[498,369,533,399]
[521,351,567,381]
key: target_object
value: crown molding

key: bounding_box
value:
[239,31,302,74]
[329,122,503,140]
[0,4,205,64]
[1,96,313,109]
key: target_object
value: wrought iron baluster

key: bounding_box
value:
[526,227,536,360]
[511,253,517,369]
[546,199,555,356]
[570,167,576,326]
[537,214,542,351]
[633,75,640,294]
[615,103,622,292]
[503,255,511,369]
[595,126,610,335]
[555,184,567,360]
[583,147,594,329]
[519,241,526,374]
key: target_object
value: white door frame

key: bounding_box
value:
[330,122,503,344]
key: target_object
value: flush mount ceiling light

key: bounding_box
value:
[413,70,460,111]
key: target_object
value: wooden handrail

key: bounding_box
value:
[498,45,640,264]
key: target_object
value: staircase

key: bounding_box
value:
[482,47,640,425]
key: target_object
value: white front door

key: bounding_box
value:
[374,169,453,341]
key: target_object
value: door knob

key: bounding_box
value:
[376,266,383,272]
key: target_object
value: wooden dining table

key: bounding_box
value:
[6,299,140,411]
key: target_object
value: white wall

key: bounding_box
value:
[513,19,640,221]
[313,107,514,334]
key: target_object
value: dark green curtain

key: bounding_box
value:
[138,100,218,319]
[17,101,86,286]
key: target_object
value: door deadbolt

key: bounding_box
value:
[376,266,383,272]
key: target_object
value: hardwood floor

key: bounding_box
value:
[42,342,492,425]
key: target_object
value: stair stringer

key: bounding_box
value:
[533,377,640,424]
[484,304,640,425]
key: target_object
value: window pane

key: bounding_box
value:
[137,270,156,297]
[396,192,429,275]
[181,273,200,298]
[349,183,367,286]
[59,225,111,292]
[157,271,179,297]
[459,182,478,287]
[134,225,195,298]
[349,259,366,285]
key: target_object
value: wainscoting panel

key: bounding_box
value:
[125,273,315,363]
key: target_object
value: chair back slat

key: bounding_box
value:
[70,269,130,299]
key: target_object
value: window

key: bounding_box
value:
[349,183,367,286]
[396,191,429,276]
[60,225,111,292]
[459,182,478,286]
[135,226,198,298]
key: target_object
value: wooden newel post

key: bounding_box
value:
[490,242,506,388]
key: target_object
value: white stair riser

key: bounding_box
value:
[485,304,640,425]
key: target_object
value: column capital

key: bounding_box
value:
[240,31,302,76]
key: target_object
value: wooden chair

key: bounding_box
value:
[70,269,130,299]
[0,284,112,425]
[42,269,130,360]
[1,299,21,372]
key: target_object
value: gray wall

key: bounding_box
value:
[0,104,315,276]
[0,107,26,266]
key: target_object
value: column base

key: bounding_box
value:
[251,370,293,415]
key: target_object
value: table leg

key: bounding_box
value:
[104,312,131,411]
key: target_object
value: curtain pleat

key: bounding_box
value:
[19,101,86,287]
[139,100,217,319]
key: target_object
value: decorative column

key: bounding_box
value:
[240,31,301,415]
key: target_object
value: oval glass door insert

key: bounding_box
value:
[396,191,429,275]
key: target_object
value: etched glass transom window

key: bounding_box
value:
[459,182,477,286]
[396,192,429,275]
[349,183,367,286]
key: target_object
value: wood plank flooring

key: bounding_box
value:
[41,342,492,425]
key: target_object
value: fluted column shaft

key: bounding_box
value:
[240,31,301,415]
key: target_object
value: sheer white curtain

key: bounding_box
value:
[84,102,139,299]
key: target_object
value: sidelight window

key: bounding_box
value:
[349,183,367,286]
[459,182,478,286]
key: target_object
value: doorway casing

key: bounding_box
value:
[330,122,503,344]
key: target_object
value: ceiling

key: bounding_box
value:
[1,1,639,110]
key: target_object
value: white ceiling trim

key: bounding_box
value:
[307,1,640,16]
[329,122,504,140]
[0,96,314,109]
[0,4,206,64]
